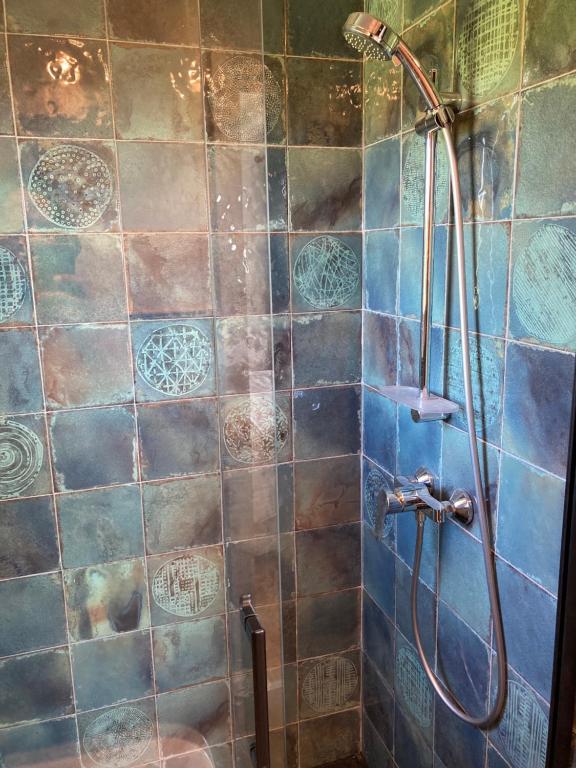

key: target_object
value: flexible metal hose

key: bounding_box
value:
[410,125,508,729]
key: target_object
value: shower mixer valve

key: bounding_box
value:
[382,467,474,525]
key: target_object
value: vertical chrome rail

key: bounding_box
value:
[419,118,438,397]
[240,594,271,768]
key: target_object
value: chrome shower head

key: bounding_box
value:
[342,12,401,61]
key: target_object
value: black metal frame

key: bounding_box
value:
[241,594,271,768]
[547,365,576,767]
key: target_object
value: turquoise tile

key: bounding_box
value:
[299,650,360,719]
[0,139,24,233]
[144,474,222,554]
[509,218,576,351]
[0,496,59,579]
[64,557,150,641]
[295,455,360,530]
[363,388,396,474]
[523,0,576,85]
[399,224,447,323]
[292,311,362,387]
[39,323,133,409]
[0,237,33,327]
[364,59,402,144]
[394,637,434,766]
[0,649,73,727]
[77,699,158,767]
[153,615,227,692]
[0,718,80,768]
[365,138,400,229]
[397,406,441,476]
[9,36,112,138]
[20,140,118,233]
[132,319,215,402]
[0,414,52,500]
[107,0,200,45]
[395,557,436,659]
[6,0,105,36]
[363,652,394,750]
[289,148,362,231]
[297,523,361,596]
[401,130,449,226]
[363,311,398,390]
[363,591,394,687]
[72,631,153,711]
[111,44,203,141]
[0,573,66,656]
[215,315,273,395]
[30,234,127,324]
[363,457,395,546]
[57,485,144,568]
[435,696,485,768]
[364,522,396,619]
[455,0,522,104]
[288,0,363,58]
[364,229,399,314]
[118,142,208,232]
[0,329,43,415]
[208,146,267,233]
[396,506,438,590]
[364,712,394,768]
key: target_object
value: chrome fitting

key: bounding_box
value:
[415,104,455,135]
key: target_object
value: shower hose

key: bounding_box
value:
[410,126,507,729]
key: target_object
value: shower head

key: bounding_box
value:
[342,11,444,113]
[342,12,400,61]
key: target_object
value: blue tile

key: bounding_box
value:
[401,131,449,226]
[497,454,564,594]
[293,311,362,387]
[298,589,360,659]
[363,710,394,768]
[58,485,144,568]
[297,523,361,596]
[395,702,433,768]
[0,329,43,415]
[502,342,574,476]
[293,386,360,460]
[0,495,59,578]
[434,696,486,768]
[487,747,512,768]
[394,636,434,766]
[295,455,360,530]
[446,223,510,338]
[362,457,395,547]
[0,573,66,656]
[363,522,395,620]
[364,229,399,314]
[509,218,576,351]
[399,225,447,324]
[271,235,289,315]
[50,406,137,491]
[397,406,441,478]
[71,631,153,711]
[0,414,51,500]
[396,513,438,592]
[496,558,557,700]
[365,138,400,230]
[395,556,437,662]
[363,653,394,752]
[363,388,397,474]
[363,591,394,688]
[0,717,80,767]
[0,237,33,327]
[363,311,398,390]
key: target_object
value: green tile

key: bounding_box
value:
[6,0,105,36]
[0,38,13,136]
[403,0,440,26]
[523,0,576,86]
[455,0,523,104]
[366,0,403,30]
[30,234,127,324]
[199,0,262,50]
[9,36,112,139]
[263,0,286,53]
[365,59,402,144]
[0,139,24,233]
[288,0,363,58]
[515,74,576,218]
[287,58,362,147]
[118,142,208,232]
[107,0,199,45]
[111,44,203,141]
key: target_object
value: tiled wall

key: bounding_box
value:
[0,1,366,767]
[360,0,576,766]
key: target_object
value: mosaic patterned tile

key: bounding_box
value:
[40,323,133,409]
[297,523,361,596]
[287,58,362,147]
[363,522,396,619]
[300,709,360,768]
[57,485,144,568]
[508,218,576,351]
[0,649,73,728]
[364,59,402,144]
[293,311,362,387]
[226,535,281,609]
[126,233,211,319]
[455,0,523,104]
[71,631,153,710]
[0,139,25,233]
[107,0,200,45]
[0,414,52,500]
[49,406,138,491]
[222,465,277,542]
[199,0,262,50]
[0,572,66,656]
[31,233,127,324]
[77,698,158,768]
[132,319,215,402]
[293,386,361,460]
[401,130,449,226]
[363,311,398,391]
[0,717,80,768]
[523,0,576,85]
[502,342,574,476]
[394,635,434,742]
[144,474,222,554]
[147,546,224,627]
[9,36,112,139]
[208,145,267,233]
[364,229,399,314]
[290,233,362,312]
[0,329,43,415]
[21,140,118,233]
[0,237,32,327]
[0,495,59,579]
[454,95,518,222]
[216,315,274,395]
[6,0,105,36]
[298,589,360,659]
[118,142,208,232]
[111,44,203,141]
[402,3,454,129]
[153,615,227,692]
[137,399,219,481]
[364,138,400,230]
[157,679,231,756]
[288,148,362,232]
[295,455,360,530]
[298,650,360,720]
[287,0,362,58]
[212,233,271,316]
[64,557,149,642]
